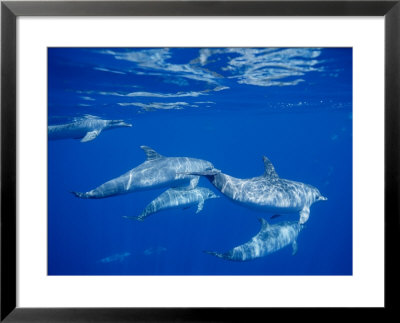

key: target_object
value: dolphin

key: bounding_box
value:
[72,146,219,199]
[123,187,219,221]
[143,246,167,256]
[204,218,303,261]
[98,251,131,264]
[183,156,327,224]
[48,116,132,142]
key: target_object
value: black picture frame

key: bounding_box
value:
[1,0,399,321]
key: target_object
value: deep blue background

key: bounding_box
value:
[48,48,352,275]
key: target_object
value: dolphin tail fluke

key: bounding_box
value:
[203,250,230,260]
[203,250,221,257]
[71,191,89,199]
[122,215,144,221]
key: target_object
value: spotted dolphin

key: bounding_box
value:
[72,146,219,199]
[123,187,219,221]
[204,218,302,261]
[48,116,132,142]
[184,156,327,224]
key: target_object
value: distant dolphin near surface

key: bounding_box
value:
[72,146,219,199]
[204,218,303,261]
[48,115,132,142]
[123,186,219,221]
[183,156,327,224]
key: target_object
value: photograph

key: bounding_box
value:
[48,47,353,276]
[2,0,398,320]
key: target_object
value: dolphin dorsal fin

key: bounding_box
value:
[262,156,279,179]
[258,217,269,230]
[140,146,163,161]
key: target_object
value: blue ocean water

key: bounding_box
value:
[48,48,352,275]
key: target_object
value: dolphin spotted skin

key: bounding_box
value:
[123,187,219,221]
[72,146,218,199]
[186,156,327,224]
[205,218,302,261]
[48,116,132,142]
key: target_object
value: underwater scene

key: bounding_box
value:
[48,47,352,275]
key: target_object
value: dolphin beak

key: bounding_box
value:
[111,120,132,127]
[119,122,132,127]
[320,196,328,201]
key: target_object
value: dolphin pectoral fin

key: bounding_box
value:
[292,240,298,255]
[173,177,199,190]
[299,207,310,224]
[196,199,204,213]
[188,177,199,189]
[81,129,101,142]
